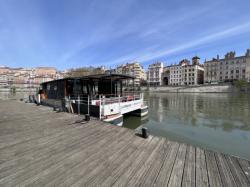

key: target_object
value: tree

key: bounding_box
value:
[65,66,105,78]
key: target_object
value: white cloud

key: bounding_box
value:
[104,21,250,65]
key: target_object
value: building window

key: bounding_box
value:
[242,69,246,73]
[231,70,234,74]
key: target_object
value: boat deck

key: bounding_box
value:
[0,100,249,186]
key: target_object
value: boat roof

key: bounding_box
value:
[80,73,134,80]
[41,73,135,85]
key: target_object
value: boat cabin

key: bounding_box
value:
[40,73,134,100]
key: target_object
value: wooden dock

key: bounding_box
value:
[0,100,249,186]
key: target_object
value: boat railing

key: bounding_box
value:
[67,95,91,116]
[68,92,144,119]
[69,91,143,105]
[99,92,143,105]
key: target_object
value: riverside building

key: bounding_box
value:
[115,62,146,86]
[204,49,250,83]
[162,57,204,86]
[147,62,164,86]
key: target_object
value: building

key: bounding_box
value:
[115,62,146,86]
[204,50,250,83]
[35,67,57,78]
[0,66,62,89]
[0,66,10,74]
[162,57,204,86]
[0,74,8,87]
[147,62,164,86]
[181,57,204,85]
[162,66,170,85]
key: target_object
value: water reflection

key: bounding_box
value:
[124,93,250,159]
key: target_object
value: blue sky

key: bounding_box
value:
[0,0,250,70]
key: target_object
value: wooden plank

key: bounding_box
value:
[112,137,161,187]
[41,130,134,186]
[236,158,250,184]
[214,153,237,187]
[0,120,98,161]
[14,126,124,186]
[112,136,158,187]
[182,145,196,187]
[168,143,187,187]
[125,138,165,187]
[205,150,223,187]
[0,113,83,149]
[195,147,209,187]
[0,125,122,186]
[99,137,168,187]
[0,121,106,179]
[224,155,249,186]
[154,142,179,187]
[0,121,99,162]
[75,133,147,186]
[137,139,170,187]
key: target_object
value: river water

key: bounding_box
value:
[1,91,250,159]
[124,93,250,160]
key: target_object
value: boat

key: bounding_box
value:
[38,73,148,126]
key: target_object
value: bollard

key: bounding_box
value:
[85,114,90,121]
[141,127,148,139]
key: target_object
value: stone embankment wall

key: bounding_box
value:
[141,84,235,93]
[0,88,37,92]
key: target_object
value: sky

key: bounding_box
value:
[0,0,250,70]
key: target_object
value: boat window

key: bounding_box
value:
[73,80,82,95]
[82,85,88,94]
[94,82,98,95]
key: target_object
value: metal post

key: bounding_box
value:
[99,95,101,120]
[118,95,121,112]
[87,95,90,115]
[78,95,80,115]
[38,94,41,104]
